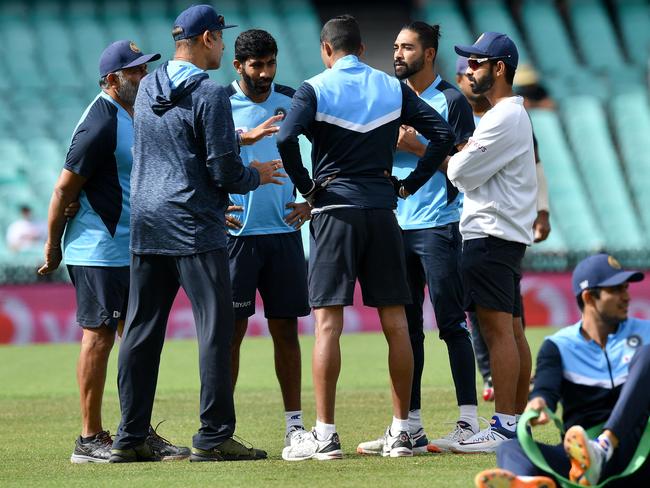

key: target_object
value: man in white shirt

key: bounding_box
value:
[7,205,46,252]
[447,32,537,453]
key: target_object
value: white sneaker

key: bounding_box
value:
[281,429,343,461]
[357,428,424,456]
[284,426,307,447]
[429,421,477,451]
[564,425,605,486]
[451,416,515,453]
[356,435,384,455]
[381,427,413,458]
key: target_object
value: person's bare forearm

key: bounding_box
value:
[45,186,74,248]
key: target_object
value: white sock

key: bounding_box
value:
[315,420,336,440]
[596,434,614,462]
[408,409,423,434]
[391,416,409,435]
[459,404,479,432]
[285,410,303,433]
[494,412,517,432]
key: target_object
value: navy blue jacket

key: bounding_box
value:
[276,56,454,210]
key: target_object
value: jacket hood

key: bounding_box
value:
[147,62,209,115]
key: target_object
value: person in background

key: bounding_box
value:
[6,205,46,252]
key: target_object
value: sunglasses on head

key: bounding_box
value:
[467,56,510,70]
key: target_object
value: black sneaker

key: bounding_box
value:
[71,430,112,463]
[109,439,162,463]
[190,437,267,462]
[147,423,190,461]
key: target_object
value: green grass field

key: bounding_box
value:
[0,328,559,487]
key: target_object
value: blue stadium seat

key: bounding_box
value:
[610,89,650,235]
[528,109,605,253]
[613,0,650,69]
[467,0,531,65]
[421,0,475,81]
[561,96,646,251]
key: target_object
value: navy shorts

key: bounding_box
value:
[308,208,411,308]
[67,265,129,330]
[227,231,310,319]
[461,236,526,317]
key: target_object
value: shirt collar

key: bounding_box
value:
[99,91,131,119]
[332,54,361,70]
[420,75,443,97]
[231,79,276,102]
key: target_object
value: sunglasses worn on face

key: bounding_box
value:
[467,56,510,70]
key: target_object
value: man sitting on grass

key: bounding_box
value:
[475,253,650,488]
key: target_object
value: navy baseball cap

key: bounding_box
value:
[456,56,469,75]
[455,32,519,69]
[572,253,644,297]
[99,40,161,78]
[172,4,237,41]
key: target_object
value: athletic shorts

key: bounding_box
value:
[67,265,129,330]
[308,207,411,308]
[227,231,310,319]
[461,236,526,317]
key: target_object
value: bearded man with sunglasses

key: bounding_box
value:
[447,32,537,453]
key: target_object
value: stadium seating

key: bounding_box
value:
[561,95,646,251]
[528,109,605,254]
[0,0,649,272]
[610,89,650,236]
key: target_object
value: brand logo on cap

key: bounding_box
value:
[129,42,141,54]
[580,280,589,290]
[608,256,622,269]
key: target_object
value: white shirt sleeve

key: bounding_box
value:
[536,160,550,212]
[447,107,521,193]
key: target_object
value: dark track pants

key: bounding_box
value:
[497,345,650,486]
[112,249,236,451]
[403,223,477,410]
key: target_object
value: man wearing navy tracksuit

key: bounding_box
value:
[476,254,650,488]
[277,15,454,461]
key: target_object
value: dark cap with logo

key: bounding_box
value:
[172,4,237,41]
[572,253,644,297]
[99,40,161,77]
[454,32,519,69]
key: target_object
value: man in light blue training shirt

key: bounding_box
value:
[223,29,311,446]
[357,22,479,456]
[37,40,185,463]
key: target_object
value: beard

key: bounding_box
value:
[394,56,424,80]
[116,72,139,106]
[469,70,495,95]
[242,71,273,96]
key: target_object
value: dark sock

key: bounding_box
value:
[81,433,98,443]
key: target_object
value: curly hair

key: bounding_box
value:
[235,29,278,62]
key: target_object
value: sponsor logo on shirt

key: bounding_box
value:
[468,137,487,153]
[274,107,287,118]
[233,300,252,308]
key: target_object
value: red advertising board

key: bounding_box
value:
[1,273,650,345]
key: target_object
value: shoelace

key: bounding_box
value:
[94,430,113,446]
[149,420,175,447]
[231,434,255,451]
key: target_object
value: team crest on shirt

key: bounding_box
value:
[627,335,641,349]
[274,107,287,118]
[129,42,141,54]
[608,256,622,269]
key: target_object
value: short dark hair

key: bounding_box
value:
[577,287,601,311]
[402,21,440,53]
[320,14,361,54]
[489,59,516,85]
[235,29,278,63]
